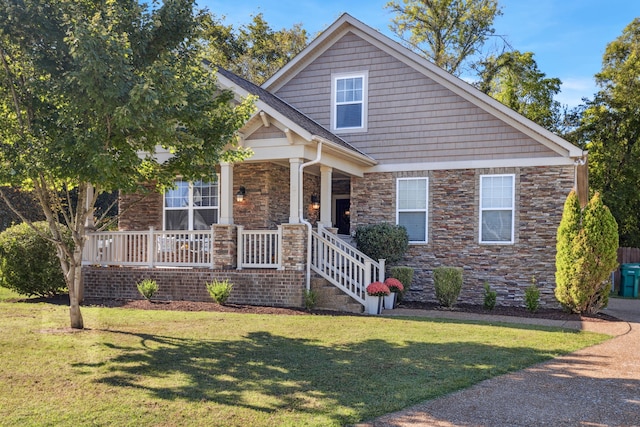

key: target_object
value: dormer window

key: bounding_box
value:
[332,71,368,132]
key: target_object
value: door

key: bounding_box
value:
[335,198,351,235]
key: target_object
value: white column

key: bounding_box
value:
[289,158,302,224]
[320,165,333,227]
[219,162,234,225]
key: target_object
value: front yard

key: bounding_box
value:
[0,295,608,426]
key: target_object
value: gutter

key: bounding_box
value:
[299,140,323,291]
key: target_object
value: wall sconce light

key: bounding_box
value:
[311,194,320,210]
[236,186,246,202]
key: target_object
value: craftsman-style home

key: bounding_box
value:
[83,14,587,311]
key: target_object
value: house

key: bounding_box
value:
[82,14,587,311]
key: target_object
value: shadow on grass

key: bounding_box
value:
[73,326,579,425]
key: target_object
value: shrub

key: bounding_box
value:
[303,289,317,311]
[0,221,68,297]
[483,282,497,310]
[354,223,408,264]
[555,191,619,314]
[206,279,233,305]
[390,266,414,301]
[433,267,463,308]
[136,279,158,300]
[525,277,540,313]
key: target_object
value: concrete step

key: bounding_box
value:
[310,276,364,314]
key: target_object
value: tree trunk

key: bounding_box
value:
[68,248,85,329]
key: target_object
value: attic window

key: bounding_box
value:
[332,71,368,132]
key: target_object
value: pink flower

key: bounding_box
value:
[384,278,404,293]
[366,281,390,296]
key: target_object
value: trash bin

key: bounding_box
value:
[619,264,640,298]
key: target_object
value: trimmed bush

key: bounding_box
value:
[390,266,414,301]
[555,191,618,314]
[206,279,233,305]
[354,223,408,264]
[433,267,463,308]
[137,279,158,300]
[0,221,69,297]
[483,282,497,310]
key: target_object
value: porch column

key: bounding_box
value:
[289,158,302,224]
[219,162,234,225]
[320,165,333,227]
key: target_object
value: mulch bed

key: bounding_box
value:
[17,294,620,322]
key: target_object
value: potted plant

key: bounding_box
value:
[383,278,404,309]
[365,281,390,315]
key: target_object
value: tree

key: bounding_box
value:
[555,191,618,314]
[0,0,254,329]
[576,18,640,247]
[475,50,563,132]
[202,13,307,84]
[386,0,502,76]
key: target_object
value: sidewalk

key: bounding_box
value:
[359,298,640,427]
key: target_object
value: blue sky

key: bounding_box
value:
[198,0,639,108]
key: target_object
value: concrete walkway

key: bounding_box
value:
[359,298,640,427]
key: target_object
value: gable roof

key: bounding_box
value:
[214,65,374,163]
[264,13,585,160]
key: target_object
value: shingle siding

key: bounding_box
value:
[275,32,558,164]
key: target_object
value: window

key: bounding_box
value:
[164,179,218,230]
[480,175,514,244]
[396,178,428,243]
[332,72,368,131]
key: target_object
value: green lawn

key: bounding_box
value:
[0,298,608,426]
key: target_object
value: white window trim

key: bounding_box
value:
[331,71,368,133]
[396,177,429,244]
[479,174,515,244]
[163,180,220,230]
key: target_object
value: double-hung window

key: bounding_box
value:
[396,178,428,243]
[479,174,515,244]
[164,179,219,230]
[332,72,368,131]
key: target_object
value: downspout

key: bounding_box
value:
[299,139,323,291]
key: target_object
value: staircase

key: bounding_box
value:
[310,225,385,312]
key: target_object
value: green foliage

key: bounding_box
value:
[483,282,497,310]
[386,0,501,76]
[390,266,414,301]
[202,13,307,84]
[303,289,317,311]
[0,221,68,297]
[206,279,234,305]
[524,277,540,313]
[433,267,463,308]
[0,188,43,232]
[354,223,409,264]
[555,192,619,314]
[475,50,563,132]
[0,0,254,328]
[576,18,640,246]
[136,279,159,300]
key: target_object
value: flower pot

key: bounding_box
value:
[383,292,396,310]
[365,295,383,315]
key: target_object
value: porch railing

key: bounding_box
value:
[311,225,385,305]
[83,226,282,269]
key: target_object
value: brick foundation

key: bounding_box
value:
[83,266,305,308]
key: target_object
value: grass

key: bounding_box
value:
[0,298,609,426]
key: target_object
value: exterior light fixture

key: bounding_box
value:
[311,195,320,210]
[236,186,246,202]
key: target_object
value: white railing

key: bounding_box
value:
[311,226,385,305]
[83,226,282,269]
[237,226,282,269]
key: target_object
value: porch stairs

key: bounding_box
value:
[310,225,385,313]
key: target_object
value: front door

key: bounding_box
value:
[335,198,351,235]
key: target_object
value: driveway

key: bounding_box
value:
[359,298,640,427]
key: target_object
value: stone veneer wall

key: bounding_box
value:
[119,184,163,231]
[352,166,575,308]
[83,267,305,307]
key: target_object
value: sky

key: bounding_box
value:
[198,0,639,108]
